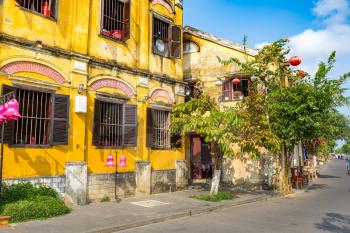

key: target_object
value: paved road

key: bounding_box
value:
[120,160,350,233]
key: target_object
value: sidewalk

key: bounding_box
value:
[1,189,274,233]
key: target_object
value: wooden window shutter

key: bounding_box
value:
[146,108,154,148]
[52,94,70,145]
[170,25,181,59]
[92,99,101,146]
[2,85,16,144]
[123,0,131,40]
[123,104,137,147]
[14,0,22,5]
[171,135,182,148]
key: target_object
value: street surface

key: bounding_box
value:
[120,160,350,233]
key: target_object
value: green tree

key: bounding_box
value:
[219,39,350,192]
[170,95,240,194]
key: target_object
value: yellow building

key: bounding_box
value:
[183,26,277,189]
[0,0,187,204]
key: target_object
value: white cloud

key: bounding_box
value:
[313,0,350,25]
[288,0,350,76]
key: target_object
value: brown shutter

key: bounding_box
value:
[146,108,154,148]
[52,94,69,145]
[2,85,16,144]
[123,104,137,147]
[170,25,181,59]
[92,99,101,146]
[14,0,22,5]
[123,0,131,40]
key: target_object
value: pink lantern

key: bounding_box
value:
[105,153,115,167]
[119,155,127,167]
[3,99,21,121]
[0,105,5,124]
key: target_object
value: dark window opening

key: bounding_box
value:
[101,0,130,41]
[146,108,181,149]
[152,16,181,59]
[2,85,70,146]
[93,99,137,148]
[96,101,123,147]
[16,0,58,19]
[222,78,250,102]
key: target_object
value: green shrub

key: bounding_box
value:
[190,192,238,202]
[100,196,110,203]
[1,196,70,223]
[0,182,58,204]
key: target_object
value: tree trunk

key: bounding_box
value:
[210,143,222,195]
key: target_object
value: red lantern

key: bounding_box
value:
[296,70,306,78]
[41,1,50,17]
[232,78,240,85]
[289,56,302,66]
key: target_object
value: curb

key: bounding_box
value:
[87,195,270,233]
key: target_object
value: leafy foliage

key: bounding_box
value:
[170,95,240,156]
[1,196,70,223]
[190,192,237,202]
[0,182,58,204]
[0,183,70,223]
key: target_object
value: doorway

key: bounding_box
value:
[190,136,212,179]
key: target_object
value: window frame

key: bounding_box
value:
[4,85,55,148]
[152,13,182,59]
[16,0,59,21]
[222,78,251,102]
[92,96,137,149]
[146,106,181,150]
[99,0,131,43]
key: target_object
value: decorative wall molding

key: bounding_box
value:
[150,88,175,104]
[151,0,174,14]
[90,78,135,98]
[1,61,67,84]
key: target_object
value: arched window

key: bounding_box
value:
[183,41,200,54]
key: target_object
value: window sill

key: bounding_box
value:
[7,144,54,148]
[18,6,57,22]
[149,147,179,151]
[99,34,127,45]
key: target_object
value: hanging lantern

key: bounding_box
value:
[215,79,223,86]
[250,76,259,82]
[289,56,302,66]
[3,99,21,121]
[232,78,240,85]
[0,105,5,124]
[119,155,127,167]
[296,70,306,78]
[105,153,115,167]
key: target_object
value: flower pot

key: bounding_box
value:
[0,216,11,227]
[111,30,123,40]
[102,29,111,37]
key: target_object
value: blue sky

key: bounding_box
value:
[184,0,317,47]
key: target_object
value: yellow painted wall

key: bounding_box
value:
[0,0,185,179]
[183,32,252,107]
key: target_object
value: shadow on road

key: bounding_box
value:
[315,212,350,233]
[317,174,340,179]
[306,184,329,191]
